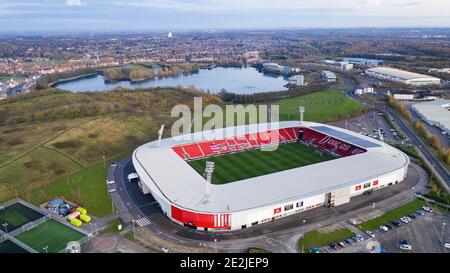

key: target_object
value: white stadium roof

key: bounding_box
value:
[366,67,439,81]
[133,121,409,214]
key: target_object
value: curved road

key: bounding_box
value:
[340,73,450,189]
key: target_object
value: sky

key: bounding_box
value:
[0,0,449,33]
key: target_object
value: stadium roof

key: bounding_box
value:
[366,67,439,81]
[412,99,450,133]
[310,125,381,148]
[133,121,409,214]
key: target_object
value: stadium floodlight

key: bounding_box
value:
[298,104,305,122]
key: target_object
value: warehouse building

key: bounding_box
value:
[412,99,450,135]
[366,67,441,86]
[343,57,384,67]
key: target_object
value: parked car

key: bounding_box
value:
[379,225,389,232]
[416,210,425,216]
[399,244,412,251]
[391,221,400,227]
[399,240,408,245]
[400,217,409,224]
[338,241,346,248]
[345,238,354,245]
[408,214,416,219]
[385,223,394,230]
[110,161,118,167]
[355,234,365,241]
[444,243,450,249]
[405,216,413,222]
[329,242,337,249]
[366,230,375,238]
[422,206,434,213]
[347,219,357,225]
[310,246,320,253]
[352,236,360,242]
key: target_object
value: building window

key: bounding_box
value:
[284,204,293,211]
[296,201,304,208]
[355,185,362,191]
[363,182,371,188]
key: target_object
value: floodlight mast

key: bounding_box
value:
[157,124,165,147]
[204,161,215,203]
[299,106,305,122]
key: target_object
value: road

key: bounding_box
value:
[340,73,450,190]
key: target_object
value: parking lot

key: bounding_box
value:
[320,210,449,253]
[331,110,400,144]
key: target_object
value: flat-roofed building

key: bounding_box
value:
[321,70,336,82]
[344,57,384,67]
[412,99,450,135]
[366,67,441,86]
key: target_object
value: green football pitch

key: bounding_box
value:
[0,203,44,233]
[188,142,336,184]
[16,219,85,253]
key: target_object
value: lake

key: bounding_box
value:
[53,66,289,94]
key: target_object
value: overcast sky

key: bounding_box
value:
[0,0,449,32]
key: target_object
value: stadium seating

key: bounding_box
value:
[172,127,367,160]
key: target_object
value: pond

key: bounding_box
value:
[53,66,289,94]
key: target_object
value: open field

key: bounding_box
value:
[298,228,355,253]
[0,240,29,253]
[358,199,426,231]
[29,162,114,217]
[0,203,44,232]
[278,90,365,122]
[16,219,85,253]
[189,142,335,184]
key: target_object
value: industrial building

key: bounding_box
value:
[132,121,409,231]
[366,67,441,86]
[321,70,336,82]
[412,99,450,135]
[288,75,304,86]
[343,57,384,67]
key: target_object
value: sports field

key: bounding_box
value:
[0,203,44,233]
[16,219,85,253]
[189,142,336,184]
[0,240,29,253]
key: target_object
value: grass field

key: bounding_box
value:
[358,199,426,231]
[298,228,355,253]
[0,240,29,253]
[29,161,114,217]
[278,90,365,122]
[16,219,85,253]
[189,142,335,184]
[0,203,44,232]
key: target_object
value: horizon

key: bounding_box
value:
[1,0,450,33]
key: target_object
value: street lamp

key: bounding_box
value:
[301,219,306,253]
[441,222,446,244]
[411,186,415,202]
[214,238,218,252]
[372,203,376,218]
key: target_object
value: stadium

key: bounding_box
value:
[132,121,410,231]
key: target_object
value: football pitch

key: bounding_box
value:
[16,219,85,253]
[0,203,44,233]
[189,142,336,184]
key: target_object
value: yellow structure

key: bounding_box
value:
[76,207,87,215]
